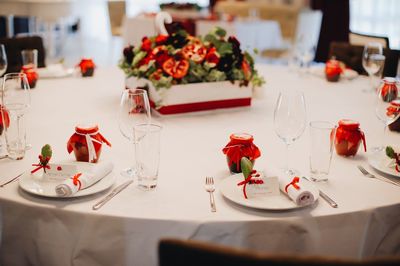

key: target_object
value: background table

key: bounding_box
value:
[0,65,399,266]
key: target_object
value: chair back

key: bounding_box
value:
[159,238,400,266]
[349,31,389,49]
[107,0,126,36]
[0,16,7,38]
[0,36,46,73]
[329,42,399,77]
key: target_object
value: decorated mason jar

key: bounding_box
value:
[78,58,96,77]
[325,59,343,82]
[388,99,400,132]
[222,133,261,173]
[67,124,111,163]
[379,77,398,101]
[21,65,38,88]
[334,119,366,156]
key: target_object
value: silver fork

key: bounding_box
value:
[205,177,216,212]
[357,165,400,187]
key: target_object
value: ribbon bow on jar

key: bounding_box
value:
[67,124,111,163]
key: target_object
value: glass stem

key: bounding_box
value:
[285,143,290,172]
[382,124,387,148]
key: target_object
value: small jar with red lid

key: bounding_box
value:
[379,77,398,101]
[388,99,400,132]
[21,65,38,88]
[334,119,366,156]
[78,58,95,77]
[325,59,344,82]
[222,133,261,173]
[67,124,111,163]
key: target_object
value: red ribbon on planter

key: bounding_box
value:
[31,155,51,174]
[237,170,264,199]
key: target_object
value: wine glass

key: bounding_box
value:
[118,88,151,177]
[362,42,385,92]
[1,73,31,159]
[0,44,7,77]
[374,77,399,152]
[274,90,307,175]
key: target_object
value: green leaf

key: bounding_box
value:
[214,27,227,38]
[132,51,147,67]
[41,144,52,159]
[386,146,396,159]
[240,157,253,179]
[218,42,233,57]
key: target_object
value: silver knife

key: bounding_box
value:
[92,180,133,210]
[302,177,338,208]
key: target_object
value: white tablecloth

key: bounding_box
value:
[0,65,400,266]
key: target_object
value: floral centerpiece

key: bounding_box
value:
[120,27,265,115]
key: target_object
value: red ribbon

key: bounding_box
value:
[31,155,51,174]
[285,176,300,193]
[237,170,264,199]
[31,164,50,174]
[223,143,261,172]
[71,173,83,190]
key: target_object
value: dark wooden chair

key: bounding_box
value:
[0,36,46,73]
[159,239,400,266]
[0,16,7,38]
[328,42,399,77]
[349,31,390,49]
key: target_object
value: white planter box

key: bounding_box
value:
[125,77,252,115]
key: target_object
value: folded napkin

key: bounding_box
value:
[278,175,318,206]
[55,161,113,197]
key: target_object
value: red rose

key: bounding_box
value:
[155,35,168,45]
[151,46,170,67]
[205,47,220,67]
[141,37,152,52]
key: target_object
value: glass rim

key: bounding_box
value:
[134,123,162,132]
[3,72,28,79]
[309,120,336,129]
[124,87,148,96]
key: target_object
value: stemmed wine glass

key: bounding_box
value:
[0,44,7,77]
[374,77,399,152]
[274,90,307,175]
[1,73,31,159]
[362,42,385,92]
[118,88,151,177]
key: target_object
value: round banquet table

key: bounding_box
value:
[0,65,399,266]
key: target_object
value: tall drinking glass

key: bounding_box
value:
[273,90,307,175]
[0,44,7,77]
[362,42,385,92]
[374,77,399,151]
[118,88,151,177]
[1,73,31,159]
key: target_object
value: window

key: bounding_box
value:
[350,0,400,49]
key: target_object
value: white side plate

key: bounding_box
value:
[220,174,317,211]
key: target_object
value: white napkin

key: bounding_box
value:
[278,174,318,206]
[55,162,113,197]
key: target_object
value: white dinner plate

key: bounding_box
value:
[37,64,74,79]
[309,65,359,80]
[219,173,318,211]
[19,171,116,198]
[368,149,400,178]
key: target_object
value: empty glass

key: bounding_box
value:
[374,77,400,151]
[309,121,336,181]
[21,49,38,69]
[273,90,307,175]
[118,88,151,177]
[0,44,7,77]
[362,42,385,91]
[1,73,31,160]
[134,123,162,191]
